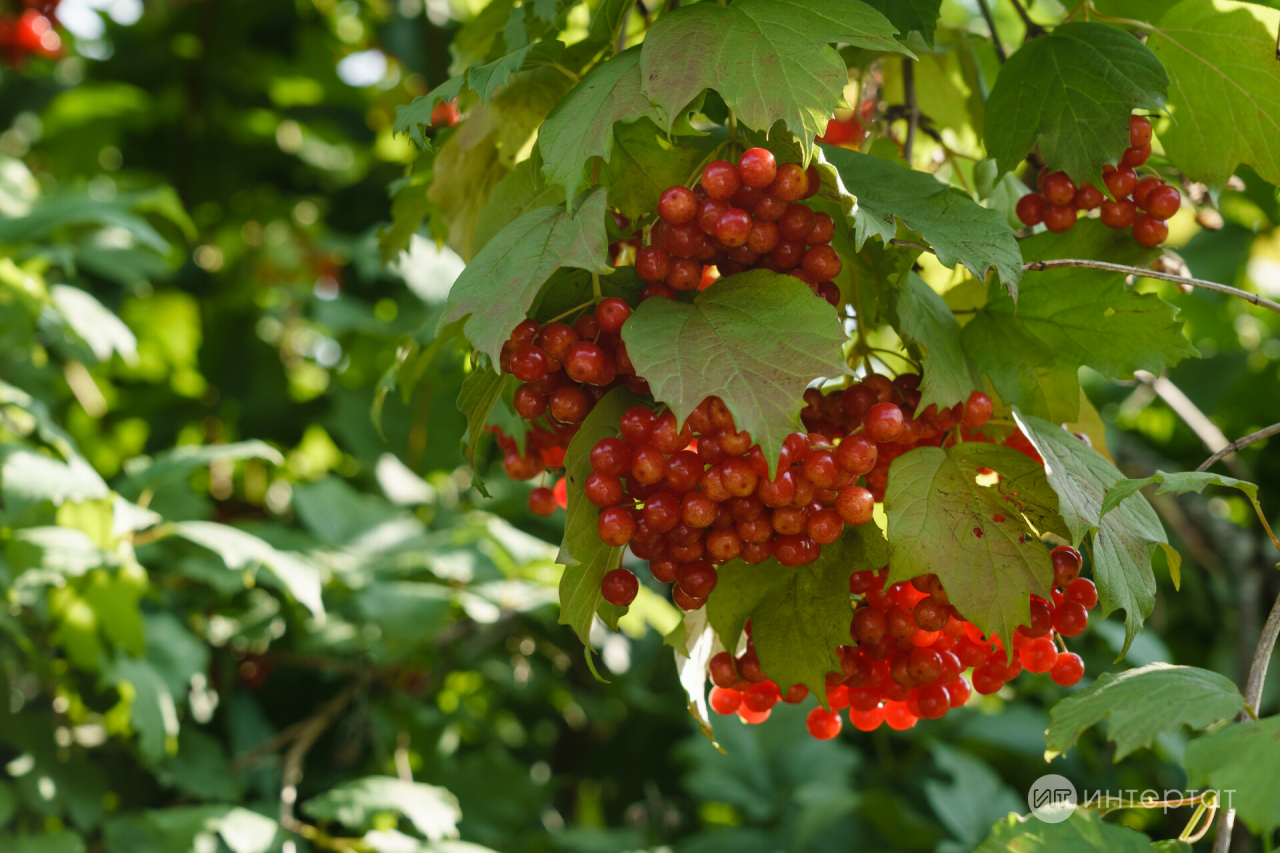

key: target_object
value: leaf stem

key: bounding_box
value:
[546,299,597,323]
[976,0,1007,63]
[591,272,603,301]
[532,61,582,83]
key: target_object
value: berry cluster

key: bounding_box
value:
[709,547,1097,739]
[0,4,61,66]
[638,148,843,307]
[1015,116,1181,248]
[592,375,995,610]
[497,299,650,484]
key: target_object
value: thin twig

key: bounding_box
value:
[1197,423,1280,473]
[1022,258,1280,315]
[976,0,1007,62]
[902,58,918,163]
[1007,0,1047,38]
[280,679,365,830]
[1135,370,1248,479]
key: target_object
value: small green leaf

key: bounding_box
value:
[884,443,1064,647]
[456,366,516,498]
[621,271,849,478]
[303,777,461,840]
[822,146,1023,296]
[537,47,663,206]
[984,22,1168,188]
[557,387,649,645]
[860,0,942,45]
[895,272,979,411]
[974,809,1154,853]
[1014,411,1167,658]
[1103,470,1261,536]
[473,153,565,254]
[1046,663,1244,761]
[123,441,282,493]
[707,525,887,706]
[640,0,910,164]
[963,221,1196,424]
[1149,0,1280,191]
[0,447,109,517]
[102,657,180,763]
[436,187,613,365]
[1184,716,1280,838]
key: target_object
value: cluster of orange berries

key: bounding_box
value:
[709,549,1098,739]
[1015,116,1181,248]
[638,148,843,306]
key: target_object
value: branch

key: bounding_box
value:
[1197,422,1280,473]
[1007,0,1047,38]
[976,0,1007,62]
[902,58,919,163]
[1135,371,1248,479]
[1022,258,1280,315]
[279,679,365,831]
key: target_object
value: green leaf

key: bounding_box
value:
[599,119,716,221]
[302,777,461,841]
[169,521,326,619]
[123,441,282,493]
[924,744,1024,847]
[895,272,979,411]
[821,147,1023,296]
[1013,411,1168,658]
[537,47,663,206]
[102,657,180,763]
[1,832,85,853]
[1102,470,1263,559]
[588,0,636,48]
[1046,663,1244,761]
[984,22,1168,188]
[962,221,1196,424]
[50,285,138,365]
[640,0,910,164]
[975,809,1153,853]
[860,0,942,45]
[0,781,14,830]
[0,447,109,516]
[1149,0,1280,191]
[884,443,1064,647]
[1184,716,1280,838]
[456,367,515,498]
[557,387,648,645]
[706,525,888,706]
[107,806,277,853]
[436,187,613,365]
[621,271,849,477]
[473,154,565,254]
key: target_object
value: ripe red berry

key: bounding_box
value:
[1051,652,1085,686]
[852,607,886,643]
[1051,546,1082,588]
[836,434,877,474]
[585,472,624,507]
[1144,185,1181,220]
[658,185,698,223]
[1103,164,1138,199]
[1100,198,1137,229]
[802,245,842,280]
[1074,183,1104,211]
[709,686,741,714]
[601,567,639,605]
[803,164,822,199]
[961,390,993,428]
[917,683,950,719]
[768,163,809,202]
[549,386,591,423]
[1133,214,1169,247]
[835,485,874,526]
[595,297,631,334]
[701,160,741,200]
[635,246,672,282]
[806,707,842,740]
[807,212,835,245]
[662,221,706,259]
[1015,193,1045,226]
[1129,114,1152,148]
[913,597,951,633]
[778,204,816,242]
[864,402,905,442]
[598,508,637,548]
[807,507,844,544]
[971,663,1004,695]
[1042,171,1076,206]
[715,207,753,247]
[510,345,549,382]
[1043,203,1077,233]
[1066,578,1098,610]
[1121,144,1151,168]
[1053,600,1089,637]
[677,560,718,598]
[1133,177,1161,208]
[1019,637,1058,673]
[630,444,667,485]
[752,193,788,222]
[513,384,548,419]
[590,437,631,476]
[528,487,557,516]
[511,318,541,345]
[737,148,777,188]
[619,406,656,445]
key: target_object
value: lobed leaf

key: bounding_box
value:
[861,0,942,46]
[884,443,1064,649]
[975,809,1154,853]
[895,272,979,411]
[1184,715,1280,838]
[1046,663,1244,761]
[1013,411,1167,657]
[984,22,1168,188]
[620,271,850,478]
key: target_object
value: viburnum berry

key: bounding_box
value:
[1102,164,1138,199]
[1019,637,1058,673]
[1016,193,1045,226]
[1074,183,1104,210]
[600,567,639,605]
[1100,198,1137,229]
[864,402,905,443]
[710,686,741,714]
[769,163,809,202]
[1043,203,1077,233]
[528,487,557,516]
[1041,171,1076,206]
[658,185,698,223]
[1053,600,1089,637]
[597,506,636,547]
[701,159,741,199]
[1051,545,1082,588]
[738,147,777,188]
[961,390,993,428]
[1051,652,1085,686]
[1066,577,1098,610]
[595,297,631,334]
[1129,114,1153,148]
[1121,144,1151,168]
[715,207,753,247]
[1144,185,1181,220]
[1133,177,1162,208]
[1133,214,1169,247]
[806,707,843,739]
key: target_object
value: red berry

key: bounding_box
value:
[619,406,656,445]
[595,297,631,334]
[1051,652,1085,686]
[1133,214,1168,247]
[701,160,741,200]
[1051,546,1082,588]
[564,342,609,384]
[778,204,816,242]
[658,185,698,224]
[917,683,950,719]
[803,164,822,199]
[1103,164,1138,199]
[662,221,706,259]
[1043,203,1077,233]
[743,680,779,712]
[849,705,885,731]
[1019,637,1058,673]
[835,485,874,526]
[752,193,788,222]
[1121,144,1151,168]
[601,567,639,605]
[1100,198,1137,229]
[1074,183,1104,210]
[513,384,548,419]
[590,438,631,476]
[630,444,667,484]
[1129,114,1152,148]
[1133,177,1161,208]
[945,676,971,708]
[549,386,591,423]
[746,219,780,254]
[971,663,1004,695]
[806,707,843,740]
[1042,171,1076,206]
[1066,578,1098,610]
[836,434,877,474]
[709,651,739,688]
[715,208,753,247]
[807,212,835,245]
[737,148,777,188]
[1015,193,1045,226]
[528,487,557,516]
[709,686,741,714]
[677,560,718,598]
[961,390,993,428]
[510,345,549,382]
[1144,185,1181,220]
[864,402,905,443]
[807,507,844,544]
[1053,600,1089,637]
[768,163,809,202]
[883,701,917,730]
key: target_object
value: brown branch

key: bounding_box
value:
[1197,422,1280,473]
[279,679,365,830]
[976,0,1007,62]
[1135,370,1248,479]
[1007,0,1047,38]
